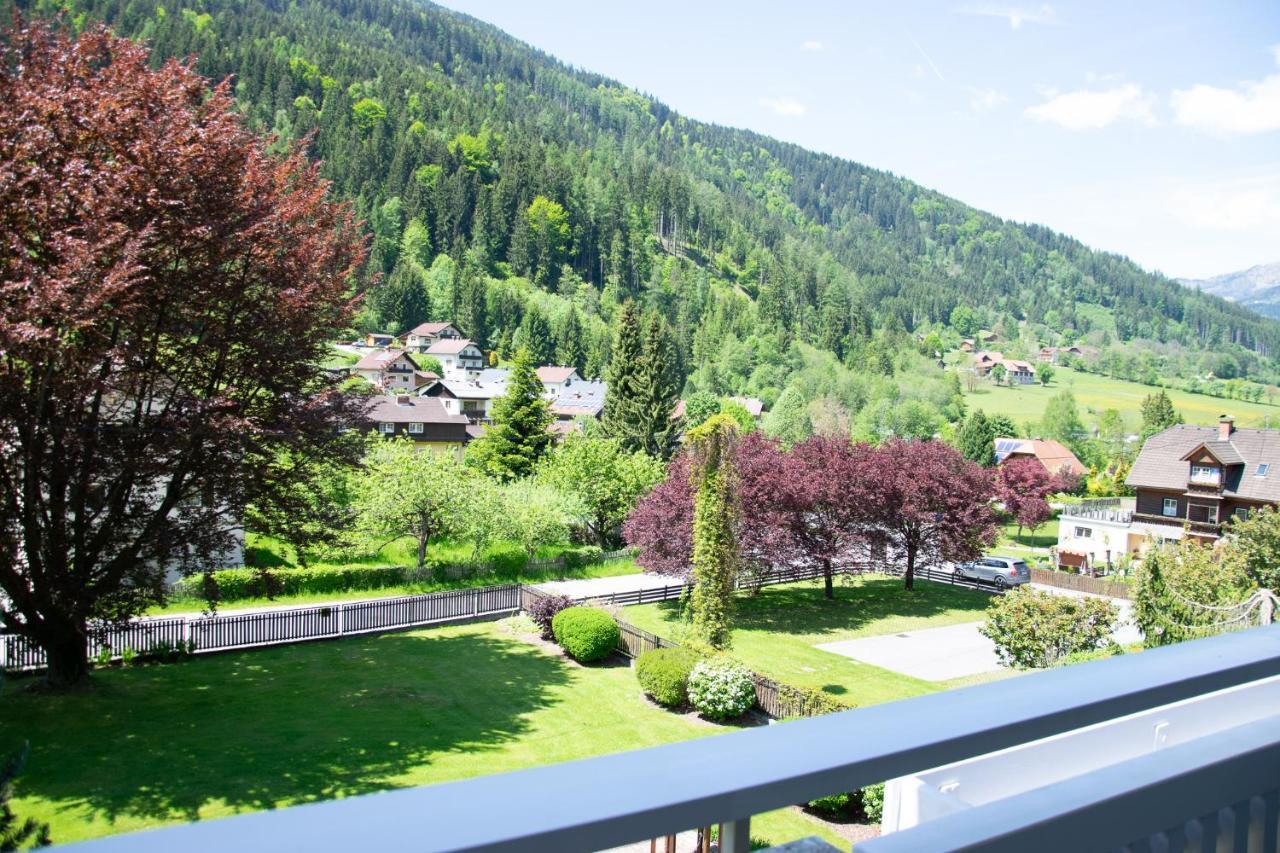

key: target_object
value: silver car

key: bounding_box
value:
[954,556,1031,589]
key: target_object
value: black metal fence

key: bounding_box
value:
[1,584,521,673]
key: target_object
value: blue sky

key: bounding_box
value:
[438,1,1279,279]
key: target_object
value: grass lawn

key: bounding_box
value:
[0,621,844,848]
[964,366,1280,432]
[622,575,1001,706]
[997,518,1059,555]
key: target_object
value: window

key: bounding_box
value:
[379,422,395,434]
[1190,464,1219,483]
[1162,498,1179,517]
[1235,507,1251,520]
[1074,527,1093,538]
[408,423,424,434]
[1257,463,1271,477]
[1206,506,1218,524]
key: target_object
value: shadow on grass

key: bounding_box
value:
[644,575,991,639]
[0,628,571,827]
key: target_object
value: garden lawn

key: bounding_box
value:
[621,575,999,706]
[0,622,843,848]
[963,366,1280,432]
[997,519,1059,555]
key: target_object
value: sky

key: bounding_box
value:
[437,0,1279,280]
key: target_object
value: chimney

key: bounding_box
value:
[396,394,411,406]
[1219,415,1235,441]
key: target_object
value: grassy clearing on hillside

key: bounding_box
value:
[964,366,1280,432]
[0,622,844,848]
[622,575,1004,706]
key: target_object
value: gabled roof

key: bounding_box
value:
[550,378,606,418]
[435,379,506,400]
[1001,358,1034,372]
[353,349,416,371]
[364,395,469,425]
[425,338,479,356]
[536,366,579,385]
[413,370,440,388]
[1128,424,1280,502]
[403,321,457,338]
[1180,440,1244,466]
[994,437,1086,477]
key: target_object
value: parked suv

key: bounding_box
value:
[954,556,1031,589]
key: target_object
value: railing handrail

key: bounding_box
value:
[64,625,1280,853]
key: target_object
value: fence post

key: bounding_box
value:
[337,604,346,637]
[182,617,192,650]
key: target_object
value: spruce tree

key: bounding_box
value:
[372,261,430,334]
[602,300,646,448]
[467,347,553,480]
[555,308,586,371]
[516,307,554,365]
[957,410,996,466]
[1140,390,1182,439]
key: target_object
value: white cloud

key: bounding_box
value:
[800,40,824,52]
[759,97,807,117]
[1171,47,1280,135]
[957,3,1058,29]
[968,87,1008,112]
[1024,84,1157,130]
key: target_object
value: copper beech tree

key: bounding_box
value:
[0,20,367,687]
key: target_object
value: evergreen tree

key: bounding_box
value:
[989,413,1019,438]
[555,308,586,371]
[371,260,431,334]
[629,311,681,458]
[602,300,646,449]
[762,386,811,447]
[515,307,554,365]
[1140,390,1182,439]
[467,347,553,480]
[957,409,996,466]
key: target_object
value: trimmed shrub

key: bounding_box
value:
[805,792,855,818]
[527,593,573,640]
[172,564,411,601]
[551,607,620,663]
[860,783,885,823]
[687,658,756,720]
[979,587,1119,669]
[635,646,701,707]
[561,544,604,570]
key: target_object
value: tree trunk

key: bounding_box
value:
[417,535,428,570]
[823,557,834,600]
[43,625,91,689]
[904,546,916,590]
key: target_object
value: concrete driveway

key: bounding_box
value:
[816,584,1141,682]
[532,572,682,600]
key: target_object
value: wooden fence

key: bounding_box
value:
[1,584,521,673]
[1031,567,1131,599]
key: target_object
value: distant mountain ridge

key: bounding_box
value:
[1179,263,1280,320]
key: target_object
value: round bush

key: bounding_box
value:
[551,606,620,662]
[686,658,756,720]
[635,647,701,708]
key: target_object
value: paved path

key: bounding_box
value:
[532,572,679,600]
[816,584,1141,682]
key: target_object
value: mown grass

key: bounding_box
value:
[622,575,1002,706]
[0,621,846,848]
[964,366,1280,432]
[997,518,1059,554]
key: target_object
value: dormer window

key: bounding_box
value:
[1189,464,1220,485]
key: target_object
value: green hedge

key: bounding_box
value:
[635,647,702,707]
[551,607,620,663]
[172,544,612,602]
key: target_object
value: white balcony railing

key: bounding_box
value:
[64,627,1280,853]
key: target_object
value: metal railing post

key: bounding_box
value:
[719,818,751,853]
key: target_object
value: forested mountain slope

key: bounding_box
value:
[19,0,1280,382]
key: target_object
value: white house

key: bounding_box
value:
[400,321,462,353]
[425,338,485,381]
[352,349,420,391]
[535,366,581,393]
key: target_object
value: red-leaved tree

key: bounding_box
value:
[996,457,1054,536]
[0,19,367,687]
[773,436,866,599]
[848,439,998,589]
[623,431,785,581]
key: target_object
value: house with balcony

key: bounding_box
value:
[398,321,462,353]
[351,349,420,391]
[1056,416,1280,572]
[1126,416,1280,542]
[424,337,485,380]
